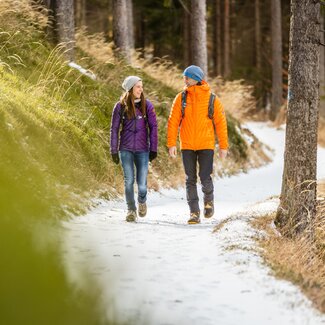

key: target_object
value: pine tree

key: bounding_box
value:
[43,0,75,60]
[276,0,320,237]
[223,0,230,78]
[113,0,130,62]
[270,0,283,121]
[191,0,208,75]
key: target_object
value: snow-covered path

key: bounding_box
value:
[62,123,325,325]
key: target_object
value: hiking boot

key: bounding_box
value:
[138,202,147,217]
[126,210,137,222]
[188,211,200,224]
[204,201,214,218]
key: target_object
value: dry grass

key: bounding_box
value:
[216,80,257,122]
[251,181,325,313]
[319,117,325,147]
[213,216,233,233]
[75,29,183,91]
[75,29,116,65]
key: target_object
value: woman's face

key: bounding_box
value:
[132,81,143,99]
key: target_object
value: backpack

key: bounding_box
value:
[181,91,216,120]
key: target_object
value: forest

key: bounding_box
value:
[0,0,325,324]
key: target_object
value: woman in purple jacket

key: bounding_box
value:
[110,76,158,222]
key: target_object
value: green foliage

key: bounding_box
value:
[227,114,248,160]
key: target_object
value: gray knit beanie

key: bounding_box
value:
[122,76,142,92]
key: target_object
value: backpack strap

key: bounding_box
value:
[208,93,216,119]
[119,104,126,128]
[181,91,187,118]
[208,92,217,135]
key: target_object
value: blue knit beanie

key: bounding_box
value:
[183,65,204,82]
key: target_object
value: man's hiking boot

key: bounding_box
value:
[126,210,137,222]
[138,202,147,217]
[204,201,214,218]
[188,211,200,224]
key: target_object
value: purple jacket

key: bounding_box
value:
[110,99,158,154]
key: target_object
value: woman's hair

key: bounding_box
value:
[120,90,146,119]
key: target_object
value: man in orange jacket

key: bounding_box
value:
[167,65,228,224]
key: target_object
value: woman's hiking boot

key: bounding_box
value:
[138,202,147,217]
[204,201,214,218]
[126,210,137,222]
[188,211,200,224]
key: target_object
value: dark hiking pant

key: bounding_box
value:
[181,149,214,213]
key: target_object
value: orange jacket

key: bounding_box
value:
[167,81,228,151]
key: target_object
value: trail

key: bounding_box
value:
[62,123,325,325]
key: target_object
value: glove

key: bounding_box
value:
[149,151,157,162]
[111,153,119,165]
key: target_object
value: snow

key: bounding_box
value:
[68,61,96,80]
[62,122,325,325]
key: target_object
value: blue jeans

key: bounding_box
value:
[120,150,149,211]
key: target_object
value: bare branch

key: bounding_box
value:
[177,0,191,15]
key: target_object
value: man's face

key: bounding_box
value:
[183,76,198,87]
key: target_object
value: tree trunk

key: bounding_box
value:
[107,0,113,42]
[320,11,325,118]
[134,7,145,58]
[275,0,320,237]
[75,0,86,28]
[49,0,75,61]
[126,0,135,50]
[183,1,192,68]
[212,0,222,76]
[270,0,283,121]
[255,0,261,71]
[113,0,130,62]
[218,0,223,76]
[191,0,208,76]
[224,0,230,78]
[216,0,223,75]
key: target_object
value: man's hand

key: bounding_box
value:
[169,146,177,158]
[219,149,228,159]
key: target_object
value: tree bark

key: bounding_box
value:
[320,11,325,118]
[75,0,86,28]
[224,0,230,78]
[217,0,222,76]
[46,0,75,61]
[212,0,222,76]
[191,0,208,76]
[126,0,135,50]
[275,0,320,237]
[183,1,192,67]
[113,0,130,62]
[255,0,261,71]
[270,0,283,121]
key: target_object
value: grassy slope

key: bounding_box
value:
[0,2,250,324]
